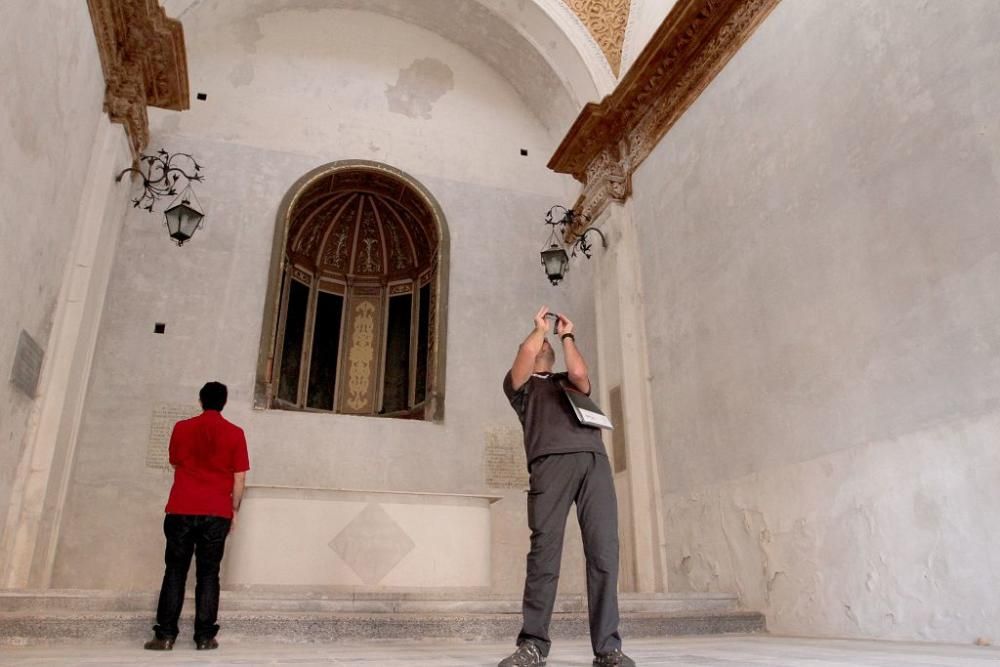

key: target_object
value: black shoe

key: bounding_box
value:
[594,648,635,666]
[498,641,546,666]
[143,637,174,650]
[195,637,219,650]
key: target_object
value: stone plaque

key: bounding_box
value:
[485,426,528,489]
[10,330,44,398]
[147,403,200,470]
[609,386,627,473]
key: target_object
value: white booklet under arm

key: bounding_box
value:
[561,384,614,430]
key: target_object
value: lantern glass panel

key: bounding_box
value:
[164,199,204,244]
[541,245,569,285]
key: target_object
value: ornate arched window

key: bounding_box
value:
[255,162,447,420]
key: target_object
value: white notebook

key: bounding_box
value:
[562,385,614,430]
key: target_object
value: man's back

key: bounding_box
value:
[165,410,249,518]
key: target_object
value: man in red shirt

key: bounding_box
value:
[144,381,250,651]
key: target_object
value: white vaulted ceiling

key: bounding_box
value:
[161,0,618,135]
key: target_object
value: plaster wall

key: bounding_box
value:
[0,3,107,553]
[630,0,1000,641]
[151,3,582,192]
[53,9,597,592]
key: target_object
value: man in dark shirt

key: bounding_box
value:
[144,381,250,651]
[499,307,634,667]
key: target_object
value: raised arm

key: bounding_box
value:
[557,314,591,394]
[509,306,552,391]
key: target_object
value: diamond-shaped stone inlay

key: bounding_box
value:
[329,503,416,585]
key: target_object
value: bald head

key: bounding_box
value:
[533,338,555,373]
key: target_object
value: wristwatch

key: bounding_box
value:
[560,332,575,342]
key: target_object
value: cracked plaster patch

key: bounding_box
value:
[385,58,454,120]
[229,61,256,87]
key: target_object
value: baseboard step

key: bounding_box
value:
[0,610,765,645]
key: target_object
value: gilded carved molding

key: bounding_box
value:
[562,0,632,75]
[549,0,781,220]
[345,300,378,412]
[87,0,190,156]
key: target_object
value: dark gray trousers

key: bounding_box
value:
[518,451,622,656]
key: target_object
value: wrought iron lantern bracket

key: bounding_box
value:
[115,149,203,212]
[540,205,607,285]
[116,149,206,245]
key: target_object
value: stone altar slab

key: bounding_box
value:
[223,486,501,589]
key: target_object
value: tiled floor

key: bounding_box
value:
[0,636,996,666]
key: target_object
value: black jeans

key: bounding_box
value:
[153,514,231,641]
[518,452,622,656]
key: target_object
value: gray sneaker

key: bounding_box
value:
[594,648,635,666]
[498,641,546,666]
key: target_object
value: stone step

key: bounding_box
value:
[0,589,763,645]
[0,589,741,615]
[0,610,765,645]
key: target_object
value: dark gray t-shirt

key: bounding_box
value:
[503,370,606,466]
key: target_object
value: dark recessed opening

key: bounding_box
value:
[154,323,166,334]
[520,148,528,156]
[196,93,207,101]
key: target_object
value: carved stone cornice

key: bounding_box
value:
[87,0,189,156]
[577,141,632,220]
[549,0,781,220]
[562,0,632,75]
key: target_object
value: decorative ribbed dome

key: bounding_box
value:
[287,169,438,280]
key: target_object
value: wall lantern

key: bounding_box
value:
[162,187,205,246]
[541,244,571,285]
[541,205,607,285]
[116,149,205,246]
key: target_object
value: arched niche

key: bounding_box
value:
[255,160,448,421]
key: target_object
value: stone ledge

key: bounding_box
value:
[0,590,740,614]
[0,611,765,645]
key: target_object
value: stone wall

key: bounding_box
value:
[631,0,1000,642]
[0,2,108,557]
[52,7,597,591]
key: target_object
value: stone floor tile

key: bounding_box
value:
[0,636,998,666]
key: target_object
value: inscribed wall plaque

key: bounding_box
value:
[485,425,528,488]
[147,403,201,470]
[609,385,627,473]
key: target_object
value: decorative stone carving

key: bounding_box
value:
[579,143,632,219]
[562,0,632,75]
[86,0,190,156]
[289,174,436,279]
[549,0,782,222]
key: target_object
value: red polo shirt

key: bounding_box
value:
[165,410,250,519]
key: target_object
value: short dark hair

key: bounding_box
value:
[199,381,228,411]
